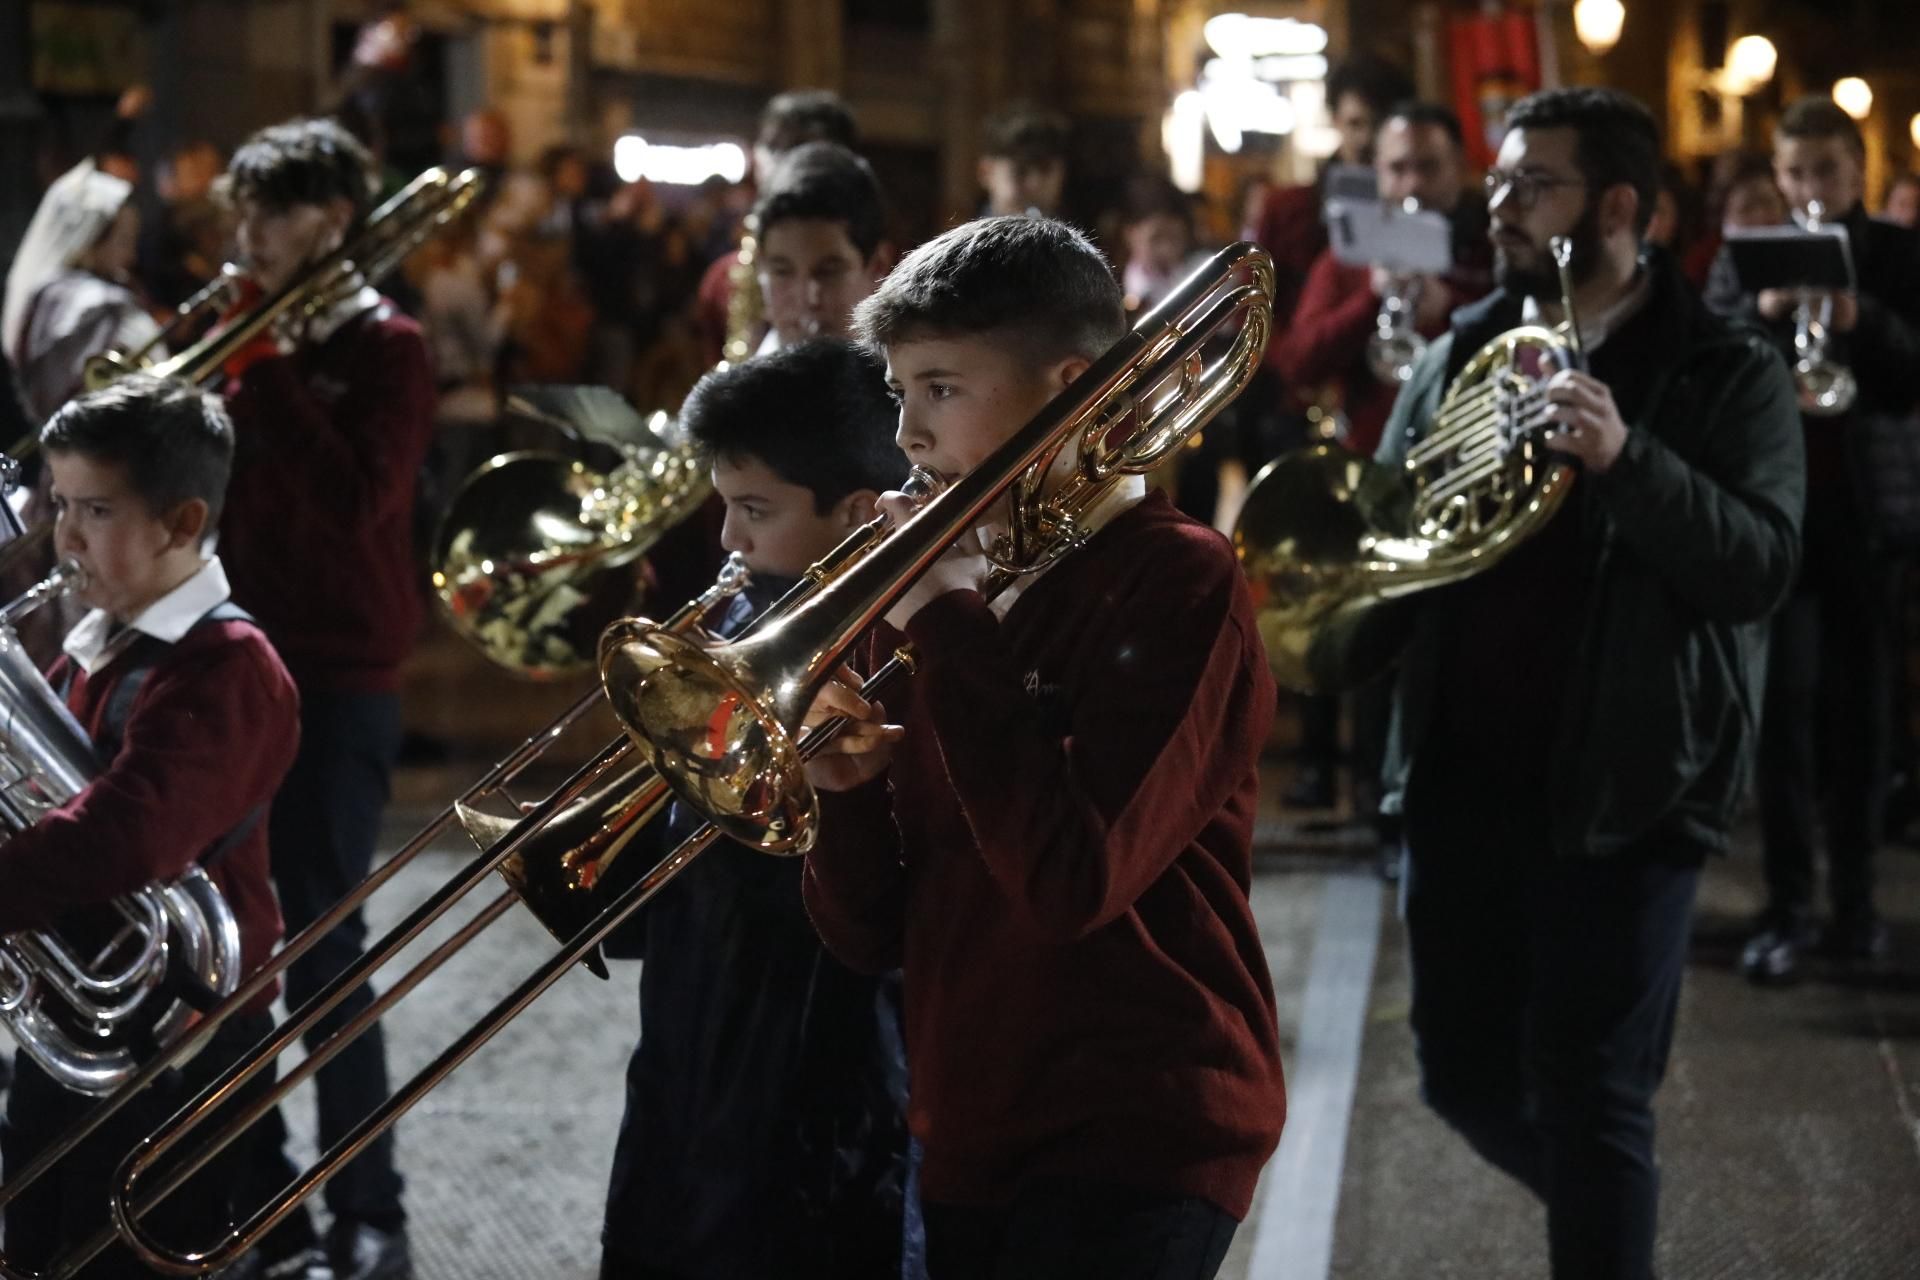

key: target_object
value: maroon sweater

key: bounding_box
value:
[802,492,1285,1219]
[221,301,438,693]
[1270,247,1491,457]
[0,621,299,1016]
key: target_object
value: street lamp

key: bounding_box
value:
[1833,77,1874,121]
[1723,35,1777,95]
[1573,0,1626,56]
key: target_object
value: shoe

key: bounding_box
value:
[327,1222,411,1280]
[217,1247,336,1280]
[1822,911,1891,965]
[1284,766,1337,810]
[1740,912,1817,985]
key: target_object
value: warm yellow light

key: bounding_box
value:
[1573,0,1625,55]
[1910,113,1920,150]
[1833,77,1874,121]
[1724,35,1777,93]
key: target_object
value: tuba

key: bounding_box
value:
[1235,237,1586,695]
[0,562,242,1097]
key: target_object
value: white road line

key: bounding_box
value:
[1247,871,1383,1280]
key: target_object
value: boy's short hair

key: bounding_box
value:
[757,90,859,155]
[1777,95,1866,159]
[1504,87,1661,235]
[41,374,235,526]
[223,117,381,225]
[854,215,1126,365]
[753,142,887,260]
[681,339,907,512]
[982,107,1071,165]
[1384,100,1465,150]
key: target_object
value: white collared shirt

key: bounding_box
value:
[1520,269,1654,356]
[62,556,232,676]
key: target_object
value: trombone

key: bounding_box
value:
[2,242,1271,1278]
[3,165,484,468]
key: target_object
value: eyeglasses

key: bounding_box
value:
[1483,169,1585,211]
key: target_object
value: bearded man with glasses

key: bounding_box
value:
[1373,87,1805,1279]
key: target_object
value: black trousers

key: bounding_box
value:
[248,690,407,1244]
[921,1180,1236,1280]
[1756,540,1897,921]
[1402,786,1700,1280]
[2,1011,277,1279]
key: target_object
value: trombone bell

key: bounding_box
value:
[455,763,674,979]
[597,619,816,856]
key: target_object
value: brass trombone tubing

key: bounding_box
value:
[92,890,518,1278]
[0,687,606,1280]
[118,759,682,1275]
[118,623,943,1272]
[27,567,740,1275]
[158,168,480,391]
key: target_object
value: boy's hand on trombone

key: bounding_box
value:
[874,490,992,630]
[803,665,903,792]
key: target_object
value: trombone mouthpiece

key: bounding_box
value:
[901,466,945,503]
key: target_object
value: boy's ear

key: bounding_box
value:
[1052,356,1092,391]
[323,195,357,243]
[837,488,881,529]
[164,497,211,551]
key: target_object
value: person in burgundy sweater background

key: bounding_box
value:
[1248,56,1413,352]
[213,117,433,1280]
[800,216,1284,1279]
[0,374,299,1278]
[1270,101,1491,462]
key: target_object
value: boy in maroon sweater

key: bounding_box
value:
[215,117,433,1280]
[0,374,299,1278]
[800,216,1285,1278]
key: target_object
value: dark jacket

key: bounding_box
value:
[1377,252,1805,858]
[602,576,912,1280]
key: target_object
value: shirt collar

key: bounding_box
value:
[1519,267,1654,355]
[63,555,231,675]
[307,284,381,345]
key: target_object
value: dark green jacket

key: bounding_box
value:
[1376,255,1805,857]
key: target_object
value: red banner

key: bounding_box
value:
[1448,9,1543,169]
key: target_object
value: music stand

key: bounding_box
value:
[1723,224,1856,293]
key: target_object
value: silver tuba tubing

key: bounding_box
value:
[0,560,244,1096]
